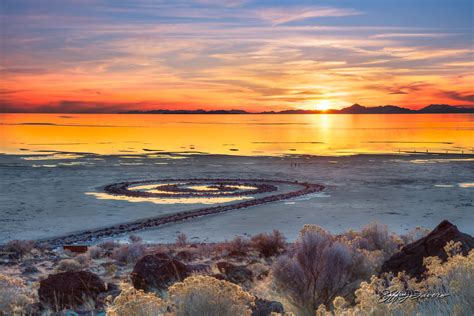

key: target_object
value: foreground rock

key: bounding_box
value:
[38,270,106,311]
[217,261,253,284]
[381,220,474,278]
[132,253,188,292]
[251,297,284,316]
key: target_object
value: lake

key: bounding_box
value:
[1,113,473,156]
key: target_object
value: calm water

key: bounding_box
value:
[1,113,473,156]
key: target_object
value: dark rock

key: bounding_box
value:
[252,297,284,316]
[216,261,236,274]
[381,220,474,279]
[227,265,253,284]
[175,250,195,261]
[186,263,211,274]
[38,270,106,311]
[63,245,89,254]
[211,273,227,280]
[131,253,188,292]
[216,261,252,284]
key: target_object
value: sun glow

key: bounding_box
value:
[315,100,331,111]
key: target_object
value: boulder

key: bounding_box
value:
[251,297,284,316]
[38,270,106,311]
[381,220,474,279]
[216,261,253,284]
[131,253,188,292]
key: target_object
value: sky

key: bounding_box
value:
[0,0,473,113]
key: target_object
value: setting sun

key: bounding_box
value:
[315,100,332,112]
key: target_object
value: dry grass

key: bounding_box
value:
[111,242,146,265]
[0,274,34,315]
[168,275,255,316]
[316,246,474,316]
[106,282,167,316]
[55,258,83,272]
[2,223,472,315]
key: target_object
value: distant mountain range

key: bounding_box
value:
[122,104,474,114]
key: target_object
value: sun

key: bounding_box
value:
[315,100,331,111]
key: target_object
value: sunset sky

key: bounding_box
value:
[1,0,473,113]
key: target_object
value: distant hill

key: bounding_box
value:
[418,104,474,113]
[121,104,474,114]
[336,104,413,114]
[124,109,249,114]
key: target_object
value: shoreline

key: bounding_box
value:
[2,151,474,159]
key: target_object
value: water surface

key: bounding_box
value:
[1,113,473,156]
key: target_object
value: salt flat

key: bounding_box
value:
[0,153,473,244]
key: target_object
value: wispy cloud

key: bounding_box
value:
[255,6,362,25]
[370,33,454,39]
[194,0,249,7]
[1,0,472,112]
[440,91,474,103]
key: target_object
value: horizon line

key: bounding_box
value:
[2,103,474,114]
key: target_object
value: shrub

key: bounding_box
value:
[248,262,270,280]
[401,226,431,244]
[195,243,213,258]
[56,259,82,272]
[168,275,255,316]
[98,240,121,251]
[105,263,118,277]
[316,246,474,316]
[272,227,376,316]
[129,235,143,244]
[339,222,401,260]
[106,282,167,316]
[75,253,91,266]
[360,222,400,256]
[226,236,250,255]
[251,230,286,258]
[112,242,146,264]
[4,240,36,258]
[176,233,188,247]
[0,274,34,315]
[88,246,103,259]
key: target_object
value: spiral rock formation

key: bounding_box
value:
[42,179,324,246]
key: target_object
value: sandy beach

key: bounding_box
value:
[0,152,472,244]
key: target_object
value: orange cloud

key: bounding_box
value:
[1,2,473,113]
